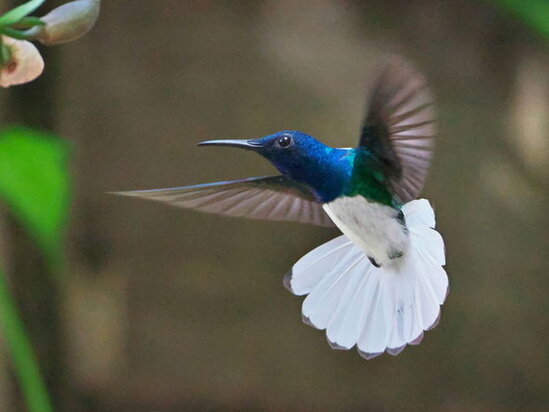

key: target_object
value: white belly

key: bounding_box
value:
[322,196,409,266]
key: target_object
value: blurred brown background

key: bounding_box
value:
[2,0,549,410]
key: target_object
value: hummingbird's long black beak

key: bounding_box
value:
[197,139,264,150]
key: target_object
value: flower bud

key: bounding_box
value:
[0,36,44,87]
[32,0,100,45]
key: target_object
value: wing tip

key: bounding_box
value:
[107,190,135,197]
[378,54,429,85]
[363,55,436,202]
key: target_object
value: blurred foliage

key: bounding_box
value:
[494,0,549,38]
[0,0,45,27]
[0,127,70,412]
[0,126,69,267]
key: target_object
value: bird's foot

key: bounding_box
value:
[368,256,381,268]
[389,249,404,259]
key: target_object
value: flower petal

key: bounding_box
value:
[0,36,44,87]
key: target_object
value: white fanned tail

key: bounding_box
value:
[283,199,448,359]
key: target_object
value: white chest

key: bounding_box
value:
[322,196,409,266]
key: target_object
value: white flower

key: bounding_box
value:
[31,0,100,45]
[0,36,44,87]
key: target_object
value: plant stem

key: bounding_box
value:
[0,268,53,412]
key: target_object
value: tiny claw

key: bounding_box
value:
[368,256,381,268]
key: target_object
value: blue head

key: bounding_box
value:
[199,130,353,202]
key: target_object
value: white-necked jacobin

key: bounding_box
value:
[115,58,448,360]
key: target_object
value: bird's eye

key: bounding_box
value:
[277,135,293,148]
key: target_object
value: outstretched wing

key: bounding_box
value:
[359,58,436,203]
[113,175,334,227]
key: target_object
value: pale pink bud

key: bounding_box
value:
[0,36,44,87]
[34,0,100,45]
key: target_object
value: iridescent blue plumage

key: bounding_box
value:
[249,131,354,203]
[246,130,394,206]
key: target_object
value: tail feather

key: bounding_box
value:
[301,247,364,329]
[412,226,445,266]
[285,236,353,296]
[401,198,435,227]
[285,199,448,359]
[326,268,372,350]
[359,281,394,356]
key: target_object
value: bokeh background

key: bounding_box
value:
[0,0,548,411]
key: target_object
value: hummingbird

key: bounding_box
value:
[115,58,448,359]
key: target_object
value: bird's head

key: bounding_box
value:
[198,131,352,202]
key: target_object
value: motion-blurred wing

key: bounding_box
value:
[359,58,436,203]
[113,175,334,227]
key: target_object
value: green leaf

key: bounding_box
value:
[0,127,70,267]
[11,16,45,30]
[0,268,53,412]
[0,26,34,40]
[0,0,46,27]
[493,0,549,38]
